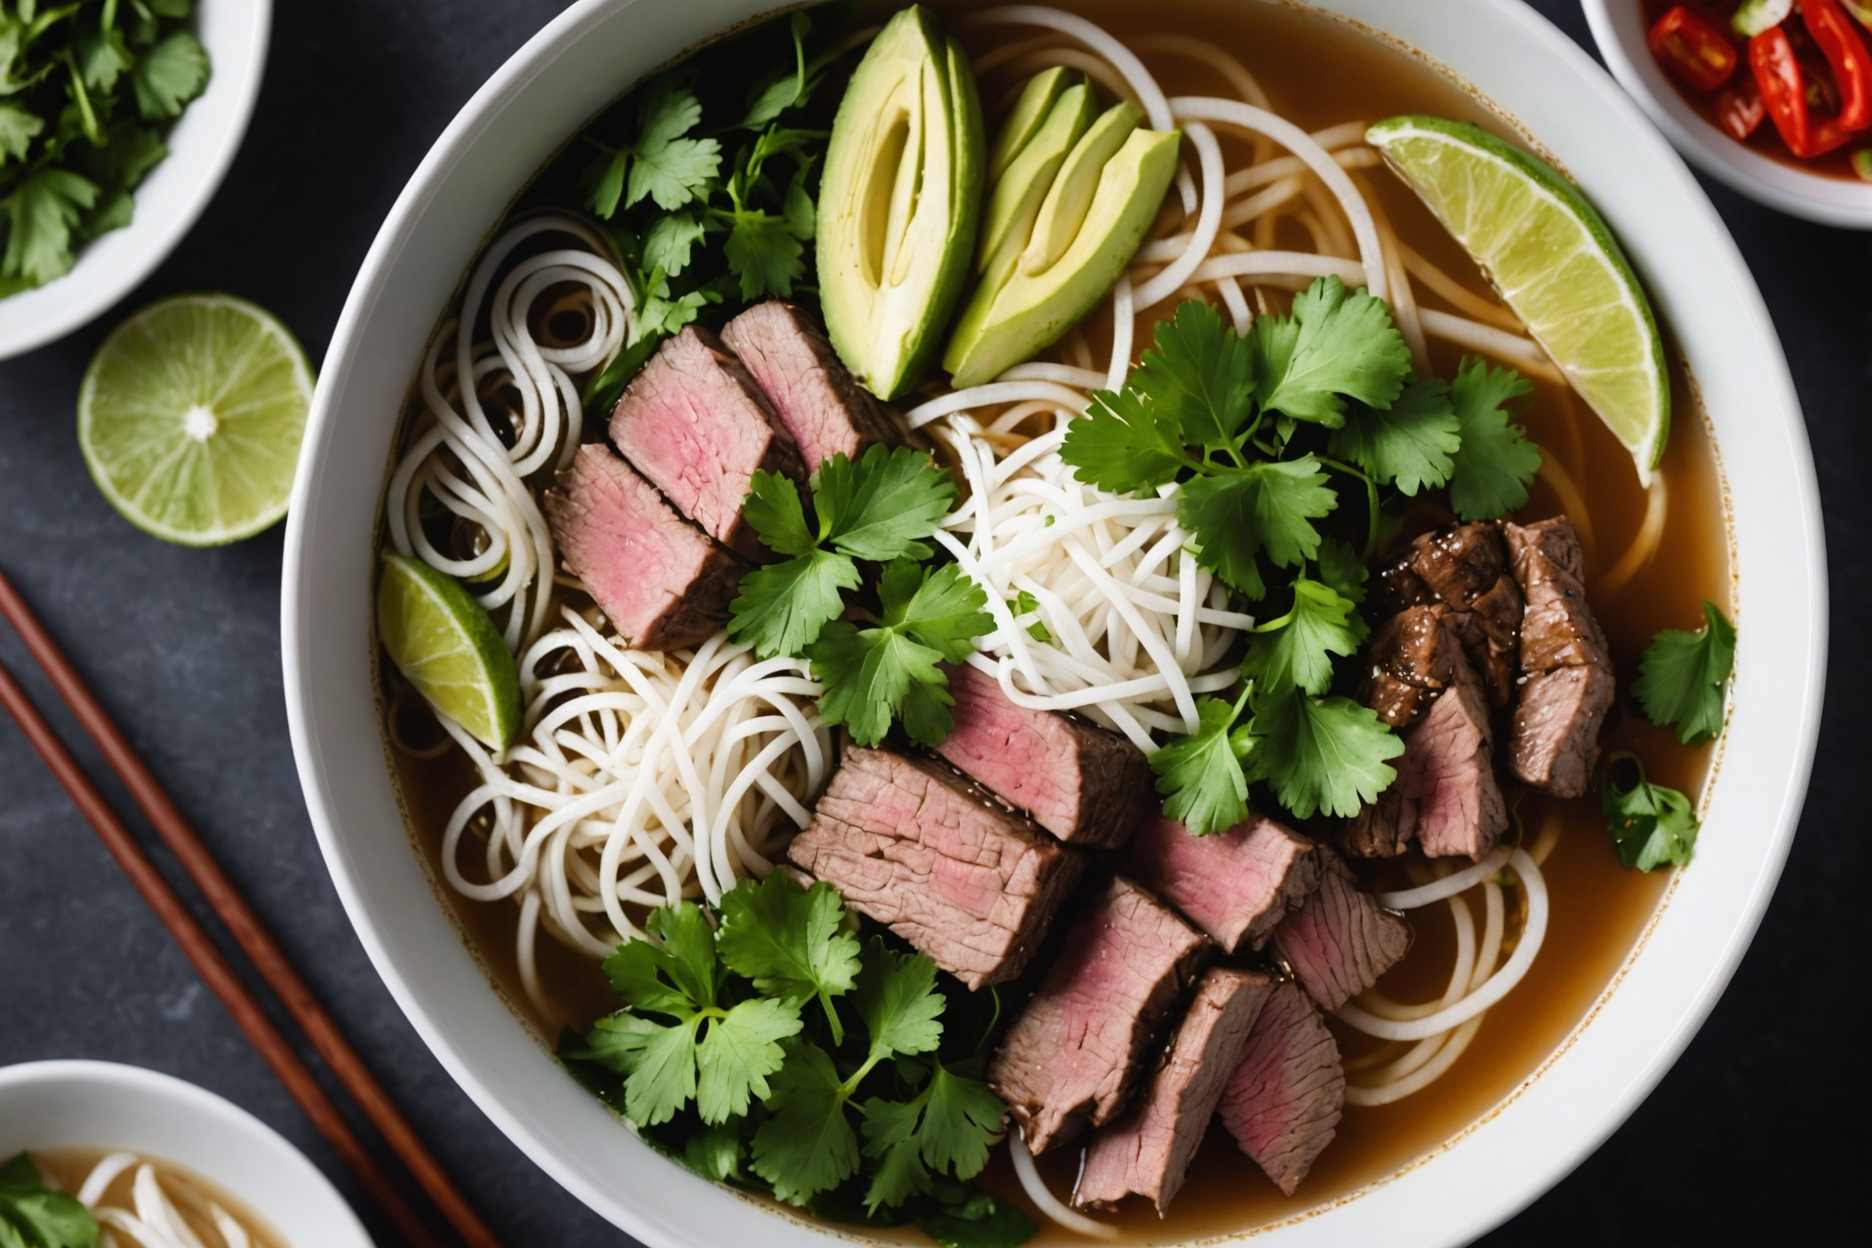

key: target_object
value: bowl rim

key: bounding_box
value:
[0,0,274,360]
[0,1059,372,1245]
[281,1,1827,1245]
[1580,0,1872,229]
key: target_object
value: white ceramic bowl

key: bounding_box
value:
[0,2,271,360]
[281,1,1827,1244]
[1582,0,1872,227]
[0,1060,373,1245]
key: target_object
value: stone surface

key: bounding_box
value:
[0,1,1865,1244]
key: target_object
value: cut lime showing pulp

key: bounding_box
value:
[378,553,521,752]
[78,295,315,545]
[1366,115,1669,485]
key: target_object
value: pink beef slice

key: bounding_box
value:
[1074,967,1276,1213]
[542,444,743,651]
[720,301,900,475]
[988,877,1210,1154]
[786,747,1081,988]
[1272,851,1411,1013]
[934,663,1151,848]
[1217,980,1346,1196]
[1504,517,1616,798]
[608,325,804,560]
[1125,814,1321,953]
[1346,617,1509,861]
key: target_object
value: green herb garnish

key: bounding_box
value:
[0,1152,99,1248]
[1602,756,1700,870]
[1634,600,1735,745]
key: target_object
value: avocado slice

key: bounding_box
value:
[816,6,985,401]
[986,66,1073,182]
[977,79,1097,293]
[945,124,1181,388]
[1023,101,1145,274]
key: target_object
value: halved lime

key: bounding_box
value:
[78,294,314,545]
[1366,116,1670,485]
[378,553,522,752]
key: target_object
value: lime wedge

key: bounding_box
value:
[78,294,314,545]
[1366,116,1669,484]
[378,553,522,752]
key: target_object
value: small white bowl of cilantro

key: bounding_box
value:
[0,1,269,360]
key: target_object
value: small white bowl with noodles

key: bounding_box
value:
[283,1,1824,1245]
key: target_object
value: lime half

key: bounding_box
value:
[79,294,314,545]
[378,553,521,752]
[1366,116,1669,485]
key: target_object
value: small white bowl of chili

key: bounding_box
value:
[1584,0,1872,227]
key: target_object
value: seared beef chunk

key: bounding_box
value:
[1217,980,1345,1196]
[543,445,743,651]
[609,326,804,560]
[935,663,1149,848]
[1348,620,1509,860]
[1504,517,1615,797]
[1375,522,1523,707]
[787,747,1081,988]
[1272,851,1410,1012]
[721,302,899,475]
[989,877,1209,1154]
[1362,605,1460,730]
[1125,814,1320,953]
[1075,968,1275,1213]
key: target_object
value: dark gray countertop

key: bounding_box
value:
[1,1,1865,1243]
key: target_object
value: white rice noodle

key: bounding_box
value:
[1225,143,1379,197]
[993,46,1139,106]
[1009,1133,1118,1240]
[76,1155,254,1248]
[1600,473,1670,594]
[1376,846,1512,910]
[1396,240,1524,332]
[1133,120,1224,309]
[1418,309,1563,381]
[1536,451,1598,557]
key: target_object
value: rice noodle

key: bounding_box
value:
[1009,1133,1118,1239]
[73,1154,256,1248]
[1376,846,1513,910]
[1600,474,1670,593]
[1536,452,1598,557]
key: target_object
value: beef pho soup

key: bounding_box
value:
[12,1149,287,1248]
[372,1,1730,1241]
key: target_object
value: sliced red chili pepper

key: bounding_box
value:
[1716,79,1768,139]
[1800,0,1872,130]
[1751,25,1856,156]
[1649,5,1741,93]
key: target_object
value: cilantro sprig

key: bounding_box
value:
[1634,600,1735,745]
[563,876,1022,1238]
[1,1,210,297]
[0,1151,99,1248]
[1602,755,1700,870]
[1064,284,1539,834]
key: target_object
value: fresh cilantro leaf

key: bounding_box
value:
[2,168,98,286]
[642,209,707,276]
[743,468,818,557]
[636,269,718,337]
[1011,589,1052,643]
[75,27,132,93]
[575,1012,699,1127]
[724,209,804,299]
[683,1122,746,1184]
[859,1096,934,1212]
[813,445,957,562]
[617,84,721,212]
[0,1152,98,1248]
[1244,687,1403,818]
[1254,276,1410,427]
[1131,299,1256,450]
[1315,537,1368,605]
[917,1194,1036,1248]
[695,997,802,1124]
[1150,690,1254,836]
[856,940,946,1061]
[889,560,994,661]
[1603,757,1699,870]
[1329,377,1460,495]
[585,150,629,219]
[717,874,861,1042]
[1446,357,1539,521]
[857,1063,1003,1214]
[131,30,209,120]
[783,171,815,240]
[0,103,43,165]
[1635,601,1735,745]
[1242,578,1365,696]
[751,1040,861,1205]
[740,11,814,129]
[727,549,860,659]
[1177,456,1336,598]
[1060,384,1187,493]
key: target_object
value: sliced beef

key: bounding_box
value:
[1347,620,1509,860]
[934,663,1149,849]
[1361,604,1461,731]
[1375,522,1522,707]
[1125,814,1320,953]
[989,877,1209,1154]
[1504,517,1615,797]
[543,444,743,651]
[1217,980,1345,1196]
[787,748,1080,988]
[1272,851,1411,1012]
[1075,967,1276,1213]
[720,302,899,475]
[608,325,804,560]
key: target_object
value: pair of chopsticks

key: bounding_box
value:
[0,568,498,1248]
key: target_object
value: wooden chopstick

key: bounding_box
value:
[0,569,497,1248]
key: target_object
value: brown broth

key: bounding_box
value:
[379,1,1733,1241]
[29,1149,288,1248]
